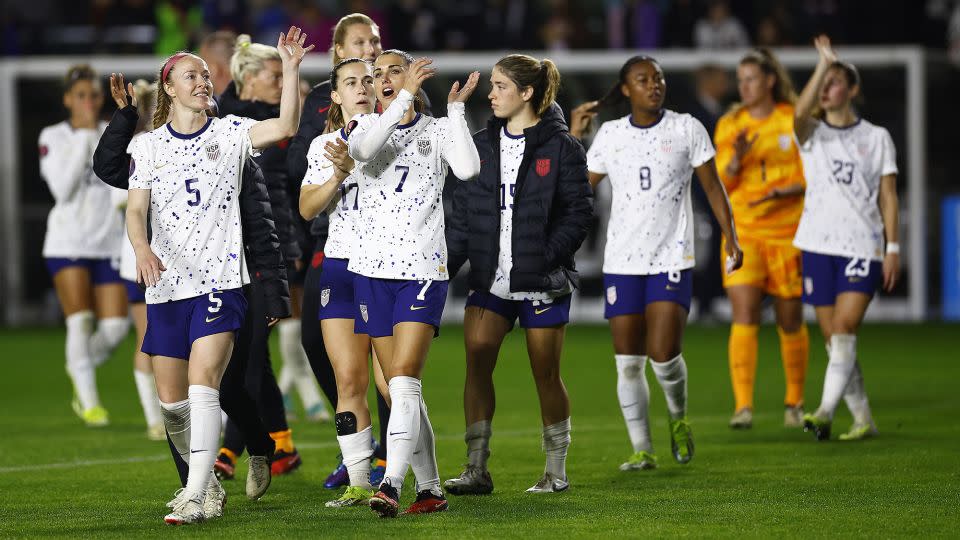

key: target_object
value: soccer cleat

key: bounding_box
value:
[324,458,349,489]
[214,452,235,481]
[403,489,449,514]
[729,408,753,429]
[202,474,226,519]
[669,418,694,464]
[443,465,494,495]
[306,402,332,423]
[325,485,374,508]
[271,449,302,476]
[79,405,110,427]
[784,405,804,428]
[838,422,878,441]
[246,455,272,499]
[165,488,186,509]
[369,482,400,518]
[147,423,166,441]
[369,459,387,487]
[803,413,832,441]
[525,472,569,493]
[619,451,658,471]
[164,492,205,525]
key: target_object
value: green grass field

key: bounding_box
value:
[1,323,958,538]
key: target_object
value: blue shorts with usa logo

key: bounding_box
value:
[801,251,881,306]
[142,288,247,360]
[603,270,693,318]
[318,257,360,322]
[466,289,571,329]
[353,276,448,338]
[45,257,123,285]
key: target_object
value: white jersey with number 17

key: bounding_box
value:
[303,128,359,260]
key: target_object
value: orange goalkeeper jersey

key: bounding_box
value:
[715,103,805,240]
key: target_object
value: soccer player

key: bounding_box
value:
[106,74,165,441]
[347,50,480,518]
[126,27,311,524]
[570,56,742,470]
[443,55,592,495]
[793,36,899,441]
[715,48,809,429]
[300,58,386,508]
[40,64,130,428]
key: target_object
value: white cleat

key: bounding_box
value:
[525,472,569,494]
[246,455,272,500]
[729,408,753,429]
[203,474,227,519]
[164,492,205,525]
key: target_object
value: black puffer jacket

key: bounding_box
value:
[218,82,303,264]
[92,105,291,318]
[447,105,593,292]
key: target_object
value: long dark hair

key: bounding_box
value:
[595,55,660,111]
[325,57,369,133]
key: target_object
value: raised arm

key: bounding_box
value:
[300,138,354,220]
[441,71,481,180]
[248,26,314,150]
[695,158,744,273]
[795,35,838,145]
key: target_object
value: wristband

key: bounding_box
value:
[886,242,900,255]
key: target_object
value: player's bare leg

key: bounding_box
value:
[525,325,571,493]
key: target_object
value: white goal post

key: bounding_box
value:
[0,47,927,324]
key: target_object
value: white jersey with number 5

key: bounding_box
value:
[347,89,478,281]
[128,114,258,303]
[587,110,715,275]
[793,119,897,261]
[303,129,359,260]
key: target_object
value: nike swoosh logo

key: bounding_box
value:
[534,307,551,315]
[206,315,223,323]
[410,305,427,311]
[154,162,169,169]
[190,449,205,454]
[620,402,638,409]
[389,431,407,436]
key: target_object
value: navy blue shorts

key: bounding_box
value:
[466,289,571,329]
[603,270,693,318]
[142,288,247,360]
[45,257,122,285]
[124,279,146,304]
[353,276,448,338]
[318,257,359,322]
[801,251,881,306]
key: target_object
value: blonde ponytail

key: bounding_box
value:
[230,34,281,95]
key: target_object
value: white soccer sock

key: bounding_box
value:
[382,376,422,495]
[89,316,130,367]
[278,319,324,410]
[160,398,191,462]
[337,425,374,488]
[133,369,162,427]
[615,354,652,453]
[816,334,857,420]
[65,311,100,410]
[543,418,571,480]
[650,354,688,420]
[185,385,221,496]
[277,364,296,396]
[465,420,492,469]
[411,396,440,494]
[843,360,874,426]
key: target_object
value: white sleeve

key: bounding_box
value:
[439,102,480,180]
[127,137,154,190]
[586,123,609,175]
[348,89,415,162]
[687,116,716,167]
[39,127,97,202]
[303,135,338,187]
[878,128,898,176]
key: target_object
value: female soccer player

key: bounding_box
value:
[107,74,164,440]
[793,36,899,441]
[347,50,480,517]
[126,27,311,524]
[715,48,809,429]
[300,58,387,508]
[570,56,742,471]
[40,64,129,428]
[443,54,592,495]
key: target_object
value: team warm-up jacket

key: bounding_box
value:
[447,104,593,293]
[218,81,303,265]
[92,104,291,318]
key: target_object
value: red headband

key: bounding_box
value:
[161,53,189,82]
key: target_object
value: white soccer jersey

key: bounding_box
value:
[110,184,137,282]
[489,127,567,301]
[793,118,898,261]
[39,120,124,259]
[128,115,258,303]
[587,111,715,275]
[303,129,360,260]
[347,89,479,280]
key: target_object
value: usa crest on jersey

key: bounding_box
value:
[320,288,330,307]
[205,142,220,161]
[417,138,432,156]
[536,158,551,177]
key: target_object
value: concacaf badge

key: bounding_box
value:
[359,303,369,323]
[205,142,221,161]
[417,138,432,156]
[606,285,617,305]
[320,288,331,307]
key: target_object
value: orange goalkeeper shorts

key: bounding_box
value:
[722,236,802,299]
